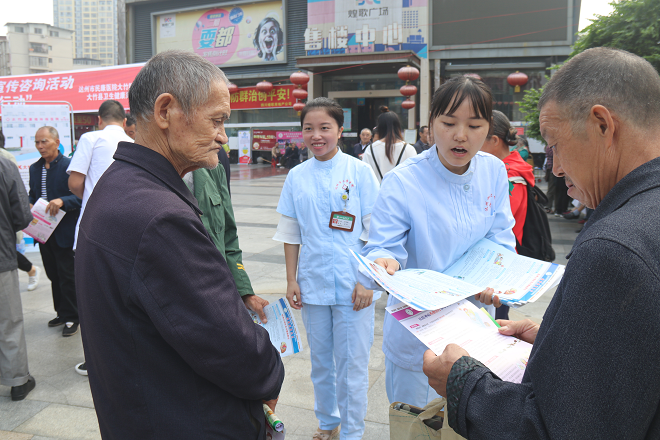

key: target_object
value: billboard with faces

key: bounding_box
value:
[153,1,286,67]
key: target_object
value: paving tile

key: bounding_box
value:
[13,404,101,440]
[0,398,50,431]
[0,431,33,439]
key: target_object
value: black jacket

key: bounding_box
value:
[0,156,32,273]
[76,142,284,439]
[28,152,81,248]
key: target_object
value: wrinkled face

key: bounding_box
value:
[360,130,372,144]
[431,97,490,175]
[125,124,136,140]
[259,21,279,57]
[420,127,429,144]
[540,100,598,208]
[34,128,59,160]
[166,81,230,173]
[303,109,343,161]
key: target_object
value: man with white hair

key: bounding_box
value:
[75,51,284,439]
[423,47,660,439]
[352,128,372,158]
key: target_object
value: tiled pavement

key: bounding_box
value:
[0,165,582,439]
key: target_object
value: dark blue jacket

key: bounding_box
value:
[28,152,81,248]
[452,157,660,439]
[76,142,284,440]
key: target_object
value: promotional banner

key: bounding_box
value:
[0,64,144,114]
[1,104,72,154]
[155,1,286,68]
[305,0,427,58]
[252,129,277,151]
[238,130,252,163]
[276,131,303,148]
[231,85,295,109]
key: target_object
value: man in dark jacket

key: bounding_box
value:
[75,50,284,439]
[353,128,372,158]
[423,48,660,439]
[413,125,430,154]
[28,126,81,336]
[0,156,35,401]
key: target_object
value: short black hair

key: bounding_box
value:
[98,100,126,124]
[418,125,428,135]
[125,113,136,127]
[430,76,493,129]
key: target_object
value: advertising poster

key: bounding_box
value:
[231,85,295,110]
[304,0,427,58]
[2,104,72,154]
[252,129,277,151]
[155,1,286,68]
[342,108,352,131]
[238,130,252,163]
[276,131,303,152]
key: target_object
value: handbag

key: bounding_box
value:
[389,398,466,440]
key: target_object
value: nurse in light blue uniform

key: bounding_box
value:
[274,98,380,440]
[361,77,516,409]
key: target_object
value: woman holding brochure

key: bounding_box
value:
[361,76,516,408]
[273,97,380,440]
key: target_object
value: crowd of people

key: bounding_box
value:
[1,46,660,440]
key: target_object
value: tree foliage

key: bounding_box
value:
[518,0,660,144]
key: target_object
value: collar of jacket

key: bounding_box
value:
[568,155,660,259]
[113,142,202,216]
[35,151,64,167]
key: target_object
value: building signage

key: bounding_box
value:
[252,129,277,151]
[304,0,427,58]
[231,85,296,110]
[154,1,286,68]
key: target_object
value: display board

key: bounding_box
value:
[1,103,72,154]
[154,1,287,68]
[238,130,252,163]
[231,85,296,109]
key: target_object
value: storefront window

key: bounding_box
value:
[229,108,299,125]
[323,74,406,94]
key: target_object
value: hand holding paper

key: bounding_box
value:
[423,346,469,397]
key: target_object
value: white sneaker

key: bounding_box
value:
[27,266,41,291]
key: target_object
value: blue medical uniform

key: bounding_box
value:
[276,148,380,439]
[362,147,516,407]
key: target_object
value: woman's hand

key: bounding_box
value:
[286,280,302,310]
[374,258,400,275]
[497,319,540,344]
[474,287,502,308]
[352,282,373,311]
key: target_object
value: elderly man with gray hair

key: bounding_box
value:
[75,50,284,439]
[423,47,660,439]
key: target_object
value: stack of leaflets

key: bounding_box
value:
[352,238,564,310]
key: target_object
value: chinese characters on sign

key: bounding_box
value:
[230,85,295,110]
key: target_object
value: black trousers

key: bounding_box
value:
[17,252,33,272]
[40,238,78,323]
[554,176,571,214]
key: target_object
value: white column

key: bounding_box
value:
[307,71,322,100]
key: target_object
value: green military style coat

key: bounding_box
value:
[191,165,255,297]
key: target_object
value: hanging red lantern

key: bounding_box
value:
[399,84,417,97]
[301,82,308,91]
[507,71,528,93]
[227,83,238,94]
[463,73,482,81]
[256,80,273,93]
[290,71,310,87]
[398,66,420,82]
[293,101,306,112]
[292,88,308,100]
[402,99,416,110]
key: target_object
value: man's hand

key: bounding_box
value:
[374,258,400,275]
[351,283,373,311]
[242,295,269,323]
[422,345,469,397]
[497,319,540,344]
[286,280,302,310]
[263,397,278,412]
[45,198,64,216]
[474,287,502,307]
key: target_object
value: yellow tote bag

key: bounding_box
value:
[389,398,466,440]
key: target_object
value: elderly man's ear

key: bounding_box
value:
[588,104,617,138]
[153,93,176,130]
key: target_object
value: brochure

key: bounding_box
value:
[23,198,66,244]
[352,238,564,310]
[387,299,533,383]
[249,298,302,358]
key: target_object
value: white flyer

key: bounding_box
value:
[23,198,66,244]
[249,298,302,358]
[387,300,533,383]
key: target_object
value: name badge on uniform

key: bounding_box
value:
[329,211,356,232]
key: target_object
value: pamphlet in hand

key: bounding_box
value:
[352,238,564,310]
[249,298,302,358]
[387,299,533,383]
[23,198,66,244]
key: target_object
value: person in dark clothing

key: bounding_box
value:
[75,50,284,440]
[282,142,300,169]
[554,175,571,214]
[423,48,660,439]
[413,125,431,154]
[28,126,81,336]
[353,128,372,158]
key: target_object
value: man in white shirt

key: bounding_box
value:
[67,100,133,250]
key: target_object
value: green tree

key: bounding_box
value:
[518,0,660,144]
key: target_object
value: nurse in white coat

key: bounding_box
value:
[361,77,516,408]
[274,98,380,440]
